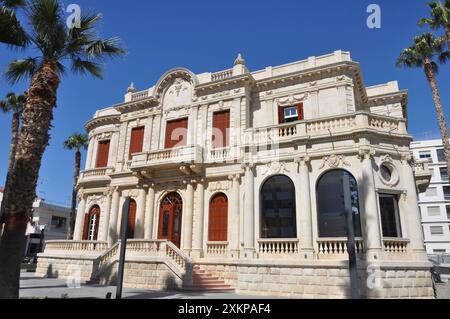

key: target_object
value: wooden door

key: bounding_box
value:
[158,193,183,248]
[165,118,188,149]
[83,205,100,240]
[208,193,228,241]
[212,110,230,149]
[95,140,110,168]
[129,127,145,160]
[127,199,137,238]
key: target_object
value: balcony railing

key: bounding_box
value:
[258,239,299,256]
[131,145,203,169]
[44,240,108,252]
[382,238,409,253]
[211,69,233,82]
[206,242,228,256]
[317,238,364,256]
[79,167,114,180]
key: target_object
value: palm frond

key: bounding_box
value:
[26,0,66,57]
[1,0,26,8]
[71,58,102,78]
[85,37,126,59]
[439,51,450,63]
[0,6,28,46]
[5,57,39,83]
[64,133,89,150]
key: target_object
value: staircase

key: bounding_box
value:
[182,265,234,292]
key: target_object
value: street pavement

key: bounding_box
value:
[19,271,450,299]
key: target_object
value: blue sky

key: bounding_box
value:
[0,0,449,205]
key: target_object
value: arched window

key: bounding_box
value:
[158,192,183,248]
[83,205,100,241]
[209,193,228,241]
[127,199,137,239]
[316,169,362,238]
[260,175,297,239]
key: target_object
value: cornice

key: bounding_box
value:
[85,114,121,132]
[195,73,256,93]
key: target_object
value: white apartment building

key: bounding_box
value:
[0,188,71,256]
[411,139,450,255]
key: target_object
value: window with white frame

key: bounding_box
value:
[427,206,441,217]
[444,186,450,200]
[430,226,444,236]
[419,151,432,162]
[440,168,449,182]
[447,206,450,219]
[437,149,446,163]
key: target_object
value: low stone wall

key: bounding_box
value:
[97,259,183,290]
[35,254,98,282]
[195,261,239,286]
[235,260,434,299]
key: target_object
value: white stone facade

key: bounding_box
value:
[37,51,434,298]
[411,139,450,254]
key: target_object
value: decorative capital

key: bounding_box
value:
[241,161,255,171]
[228,174,241,182]
[380,154,394,164]
[319,154,350,169]
[401,152,414,166]
[294,154,310,167]
[357,146,376,161]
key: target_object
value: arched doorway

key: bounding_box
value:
[83,205,100,241]
[260,175,297,238]
[208,193,228,241]
[316,169,362,237]
[158,192,183,248]
[127,199,137,239]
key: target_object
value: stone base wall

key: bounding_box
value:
[35,255,97,282]
[98,260,183,290]
[235,262,434,299]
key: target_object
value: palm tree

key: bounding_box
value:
[397,33,450,175]
[63,133,88,240]
[0,0,27,46]
[0,0,125,299]
[0,91,27,224]
[418,1,450,49]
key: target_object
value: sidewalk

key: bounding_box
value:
[19,272,275,299]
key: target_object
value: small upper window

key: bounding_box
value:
[419,152,432,162]
[437,149,446,163]
[380,164,392,182]
[278,104,304,124]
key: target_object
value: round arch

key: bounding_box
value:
[158,192,183,248]
[83,205,100,241]
[316,169,362,238]
[260,175,297,239]
[208,192,228,242]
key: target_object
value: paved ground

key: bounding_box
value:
[20,272,450,299]
[19,272,276,299]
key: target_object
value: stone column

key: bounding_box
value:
[100,188,113,242]
[182,180,195,253]
[134,186,147,239]
[73,190,86,240]
[295,155,314,257]
[108,187,121,246]
[85,138,95,170]
[401,153,427,259]
[144,183,155,240]
[359,146,383,260]
[228,174,241,258]
[191,179,205,258]
[243,163,255,258]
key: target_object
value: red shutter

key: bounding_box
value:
[129,127,145,160]
[278,106,285,124]
[212,110,230,149]
[95,140,110,168]
[82,213,89,240]
[208,193,228,241]
[165,118,188,149]
[297,103,304,121]
[127,200,137,238]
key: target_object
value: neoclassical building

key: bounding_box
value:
[37,51,435,298]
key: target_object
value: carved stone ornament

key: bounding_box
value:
[277,94,308,106]
[208,181,230,192]
[96,132,113,141]
[319,155,350,169]
[86,194,105,207]
[260,161,290,176]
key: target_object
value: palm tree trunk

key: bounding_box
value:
[0,111,21,225]
[67,149,81,240]
[424,60,450,176]
[0,61,60,299]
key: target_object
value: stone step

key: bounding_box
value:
[193,278,226,285]
[182,284,234,292]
